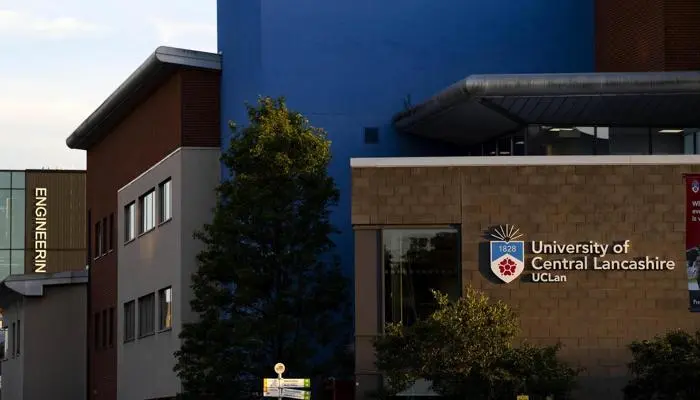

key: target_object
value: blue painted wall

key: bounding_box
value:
[217,0,594,288]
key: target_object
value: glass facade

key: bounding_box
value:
[465,126,698,156]
[0,171,25,280]
[382,228,461,327]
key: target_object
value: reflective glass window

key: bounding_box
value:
[0,250,10,281]
[140,190,156,233]
[684,132,696,154]
[10,250,24,275]
[10,172,24,189]
[383,228,460,327]
[0,190,10,248]
[0,173,10,189]
[10,190,25,249]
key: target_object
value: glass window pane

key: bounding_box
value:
[0,190,11,248]
[609,128,649,155]
[0,173,10,189]
[652,128,684,154]
[685,133,696,154]
[10,190,25,249]
[10,250,24,275]
[527,126,594,155]
[382,228,460,327]
[497,136,512,156]
[0,250,10,281]
[141,191,156,232]
[10,172,24,189]
[513,135,525,156]
[159,287,172,330]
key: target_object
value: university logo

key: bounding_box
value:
[489,225,525,284]
[693,180,700,194]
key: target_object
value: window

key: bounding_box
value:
[10,189,25,249]
[102,309,108,348]
[159,179,172,223]
[94,312,101,348]
[94,221,103,257]
[0,190,11,248]
[109,307,115,346]
[3,325,8,359]
[10,322,15,357]
[140,190,156,233]
[15,320,19,355]
[124,301,135,342]
[101,217,107,254]
[138,293,156,337]
[158,287,172,330]
[383,228,461,327]
[108,213,114,251]
[124,202,136,242]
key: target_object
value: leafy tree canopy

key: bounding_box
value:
[624,329,700,400]
[175,97,352,400]
[374,287,580,400]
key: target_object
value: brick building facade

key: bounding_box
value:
[352,156,700,400]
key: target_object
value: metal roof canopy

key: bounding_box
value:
[65,46,222,150]
[393,71,700,145]
[0,270,88,309]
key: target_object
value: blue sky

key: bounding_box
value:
[0,0,216,169]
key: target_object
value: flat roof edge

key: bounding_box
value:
[350,155,700,168]
[65,46,222,150]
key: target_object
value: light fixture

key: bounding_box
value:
[658,129,684,133]
[514,140,524,145]
[549,127,575,132]
[499,151,511,155]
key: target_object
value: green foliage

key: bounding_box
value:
[174,97,352,400]
[624,329,700,400]
[374,287,580,400]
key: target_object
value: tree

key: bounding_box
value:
[624,329,700,400]
[174,97,352,400]
[374,287,580,399]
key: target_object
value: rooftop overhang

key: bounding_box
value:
[393,71,700,145]
[0,271,88,310]
[65,46,222,150]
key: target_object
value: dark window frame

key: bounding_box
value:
[124,301,136,342]
[138,293,156,337]
[380,226,462,328]
[158,287,172,331]
[158,178,172,224]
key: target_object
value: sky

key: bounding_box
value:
[0,0,216,169]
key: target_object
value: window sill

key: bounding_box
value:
[123,338,135,344]
[158,327,172,334]
[138,227,155,238]
[138,331,155,339]
[124,238,136,247]
[158,217,172,227]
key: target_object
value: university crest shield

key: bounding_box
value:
[489,225,525,283]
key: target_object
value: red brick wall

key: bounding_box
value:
[352,163,700,399]
[595,0,665,72]
[596,0,700,71]
[86,69,220,400]
[664,0,700,70]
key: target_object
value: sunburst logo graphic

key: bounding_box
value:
[489,225,526,284]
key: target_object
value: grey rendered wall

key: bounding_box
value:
[23,285,86,400]
[117,147,219,400]
[1,300,25,400]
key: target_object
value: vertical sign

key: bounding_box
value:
[34,187,48,273]
[685,175,700,311]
